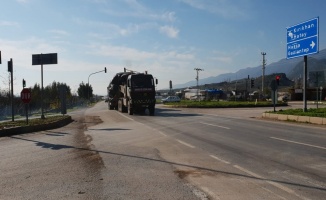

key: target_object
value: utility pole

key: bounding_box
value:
[261,52,266,97]
[194,68,204,101]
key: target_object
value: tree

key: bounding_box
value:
[44,81,72,110]
[30,82,72,111]
[77,82,92,99]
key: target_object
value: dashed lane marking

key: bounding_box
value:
[270,137,326,150]
[209,155,230,164]
[176,140,195,148]
[117,112,134,121]
[200,122,230,130]
[158,131,167,137]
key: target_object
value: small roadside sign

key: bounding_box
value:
[21,88,31,104]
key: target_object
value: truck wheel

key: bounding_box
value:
[128,102,133,115]
[122,104,127,113]
[149,106,155,116]
[128,106,134,115]
[118,100,122,112]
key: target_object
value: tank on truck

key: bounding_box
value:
[123,68,158,85]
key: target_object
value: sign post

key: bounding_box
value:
[270,80,278,112]
[32,53,58,119]
[21,88,31,124]
[286,17,319,112]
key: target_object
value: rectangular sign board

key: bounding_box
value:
[32,53,58,65]
[286,17,319,59]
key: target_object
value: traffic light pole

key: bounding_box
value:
[9,58,14,122]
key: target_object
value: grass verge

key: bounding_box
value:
[266,107,326,118]
[0,115,71,130]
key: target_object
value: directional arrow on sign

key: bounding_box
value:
[310,41,315,49]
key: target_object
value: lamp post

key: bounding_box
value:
[87,67,107,101]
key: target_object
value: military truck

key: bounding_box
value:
[107,68,157,115]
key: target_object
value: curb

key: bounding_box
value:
[0,116,73,137]
[164,103,288,108]
[262,113,326,125]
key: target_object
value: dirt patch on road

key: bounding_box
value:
[174,169,216,179]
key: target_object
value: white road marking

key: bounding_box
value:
[209,155,230,164]
[270,137,326,150]
[200,122,230,130]
[176,140,195,148]
[158,131,167,137]
[234,165,307,200]
[197,113,241,119]
[234,165,263,178]
[117,112,134,121]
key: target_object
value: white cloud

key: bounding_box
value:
[16,0,29,3]
[180,0,250,19]
[87,43,194,61]
[213,56,232,64]
[0,38,64,70]
[73,17,152,37]
[0,20,19,27]
[159,26,179,38]
[101,1,177,22]
[161,12,177,22]
[48,29,70,36]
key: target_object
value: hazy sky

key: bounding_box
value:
[1,0,325,95]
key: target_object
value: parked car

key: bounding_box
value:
[162,96,181,103]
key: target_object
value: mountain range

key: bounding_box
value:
[174,48,326,89]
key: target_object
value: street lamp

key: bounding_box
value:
[87,67,107,101]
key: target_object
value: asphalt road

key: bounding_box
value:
[0,101,325,199]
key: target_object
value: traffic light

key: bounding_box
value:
[169,80,172,89]
[23,79,26,88]
[0,51,2,64]
[250,79,254,87]
[8,59,13,73]
[276,75,280,85]
[104,67,107,73]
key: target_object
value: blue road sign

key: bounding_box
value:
[286,17,319,59]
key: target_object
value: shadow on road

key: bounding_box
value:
[153,108,203,118]
[88,128,131,131]
[9,135,326,193]
[45,130,70,137]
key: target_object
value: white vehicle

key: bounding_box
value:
[189,95,205,101]
[162,96,181,103]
